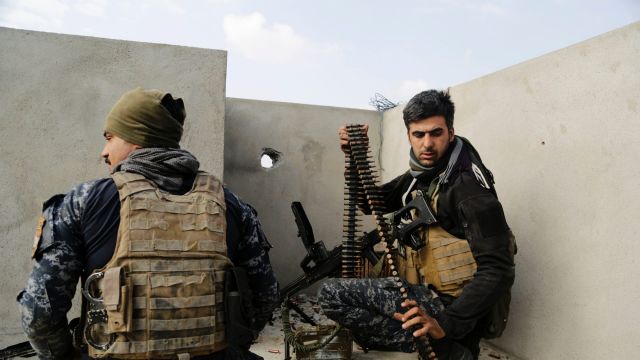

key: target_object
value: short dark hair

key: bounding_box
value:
[402,90,455,129]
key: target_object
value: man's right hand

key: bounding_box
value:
[392,299,446,340]
[338,124,369,153]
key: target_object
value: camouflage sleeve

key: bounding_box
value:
[16,181,96,359]
[228,192,280,334]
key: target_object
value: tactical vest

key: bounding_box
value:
[396,185,477,298]
[83,171,232,359]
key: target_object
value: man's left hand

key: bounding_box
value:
[392,299,446,339]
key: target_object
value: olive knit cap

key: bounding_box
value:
[103,87,185,148]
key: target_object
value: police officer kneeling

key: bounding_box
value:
[17,88,279,360]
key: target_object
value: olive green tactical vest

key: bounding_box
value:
[396,185,477,298]
[87,171,232,359]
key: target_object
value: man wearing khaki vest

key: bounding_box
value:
[17,88,279,360]
[319,90,515,360]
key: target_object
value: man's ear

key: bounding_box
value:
[449,127,455,142]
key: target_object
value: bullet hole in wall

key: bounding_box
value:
[260,148,283,170]
[541,141,546,145]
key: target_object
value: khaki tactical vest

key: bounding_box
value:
[84,171,232,359]
[396,186,477,298]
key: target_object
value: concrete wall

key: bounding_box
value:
[224,98,381,288]
[0,27,227,346]
[380,22,640,359]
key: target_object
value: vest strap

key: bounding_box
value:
[128,239,226,253]
[133,294,220,310]
[130,198,220,215]
[181,218,224,232]
[130,217,169,230]
[111,172,146,187]
[132,315,217,331]
[432,241,473,260]
[103,267,123,311]
[108,332,225,354]
[428,236,459,248]
[112,172,156,201]
[130,271,225,286]
[129,258,231,272]
[434,253,476,271]
[439,264,477,285]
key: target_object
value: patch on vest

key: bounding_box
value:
[472,163,490,189]
[31,216,45,258]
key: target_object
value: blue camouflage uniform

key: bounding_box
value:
[320,277,443,353]
[17,177,279,360]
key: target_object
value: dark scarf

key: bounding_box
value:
[112,148,200,193]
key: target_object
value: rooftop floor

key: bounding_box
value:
[252,296,519,360]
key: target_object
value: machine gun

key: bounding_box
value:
[285,195,439,306]
[280,202,381,308]
[281,201,381,360]
[279,202,342,324]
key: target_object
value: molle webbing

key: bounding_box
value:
[401,189,477,298]
[106,333,224,354]
[88,171,231,359]
[418,226,476,297]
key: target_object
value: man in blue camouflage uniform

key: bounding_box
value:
[17,88,279,360]
[319,90,515,360]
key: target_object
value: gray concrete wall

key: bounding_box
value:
[224,98,381,288]
[380,22,640,359]
[0,27,227,346]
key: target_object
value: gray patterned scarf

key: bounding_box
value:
[112,148,200,193]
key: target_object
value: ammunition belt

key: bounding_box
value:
[344,124,438,360]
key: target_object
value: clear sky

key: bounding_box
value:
[1,0,638,109]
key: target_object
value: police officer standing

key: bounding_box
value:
[17,88,279,359]
[319,90,515,359]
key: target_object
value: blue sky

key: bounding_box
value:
[1,0,637,109]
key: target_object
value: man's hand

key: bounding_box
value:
[393,299,446,340]
[338,124,369,153]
